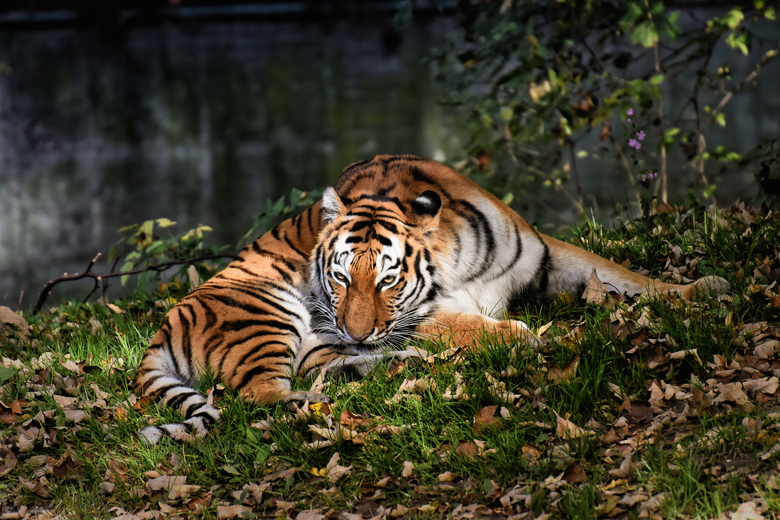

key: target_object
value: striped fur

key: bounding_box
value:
[134,155,727,443]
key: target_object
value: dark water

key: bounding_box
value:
[0,14,464,310]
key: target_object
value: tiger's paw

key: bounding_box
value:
[691,275,729,298]
[282,391,330,412]
[495,319,545,347]
[324,349,430,381]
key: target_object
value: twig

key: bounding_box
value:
[653,45,669,204]
[567,138,584,211]
[33,252,233,314]
[709,45,780,123]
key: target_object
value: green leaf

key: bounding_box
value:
[649,74,664,85]
[723,8,744,29]
[108,244,119,264]
[715,113,726,127]
[632,20,659,48]
[0,366,17,385]
[221,464,241,476]
[500,106,514,122]
[155,218,177,228]
[136,220,154,248]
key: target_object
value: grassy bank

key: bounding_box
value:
[1,203,779,519]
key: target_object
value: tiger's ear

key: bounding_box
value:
[409,190,442,229]
[321,187,346,223]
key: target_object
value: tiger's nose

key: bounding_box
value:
[346,328,371,342]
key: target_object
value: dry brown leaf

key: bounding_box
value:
[607,451,636,479]
[549,355,580,383]
[296,510,326,520]
[712,382,749,405]
[64,409,88,423]
[648,381,665,407]
[563,463,587,483]
[754,339,780,359]
[554,411,591,440]
[742,377,779,395]
[401,460,414,478]
[669,349,703,365]
[456,441,479,461]
[217,504,252,519]
[0,306,29,334]
[473,405,504,435]
[731,501,765,520]
[340,410,374,430]
[146,475,187,493]
[167,484,201,500]
[322,452,351,483]
[582,269,611,305]
[437,471,456,482]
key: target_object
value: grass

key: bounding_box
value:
[1,203,779,519]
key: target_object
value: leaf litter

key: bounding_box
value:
[1,204,780,518]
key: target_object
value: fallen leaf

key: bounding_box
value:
[732,501,765,520]
[582,269,611,305]
[456,441,479,461]
[549,355,580,383]
[712,382,749,406]
[742,377,779,395]
[0,306,29,334]
[437,471,456,482]
[313,452,351,483]
[554,412,591,440]
[146,475,187,492]
[563,463,587,483]
[473,405,504,435]
[607,451,636,479]
[217,504,252,519]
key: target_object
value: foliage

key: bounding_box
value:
[434,0,779,215]
[1,202,779,518]
[237,187,323,248]
[37,188,323,308]
[108,218,226,300]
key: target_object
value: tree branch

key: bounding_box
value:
[33,252,233,314]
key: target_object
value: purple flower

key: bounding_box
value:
[627,108,634,117]
[637,130,646,141]
[629,138,641,150]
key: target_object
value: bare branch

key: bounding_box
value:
[710,46,780,122]
[33,252,233,314]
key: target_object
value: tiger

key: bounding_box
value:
[134,154,727,443]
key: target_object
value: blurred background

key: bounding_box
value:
[1,0,778,310]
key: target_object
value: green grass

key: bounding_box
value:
[1,203,779,518]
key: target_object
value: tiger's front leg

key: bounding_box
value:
[295,337,429,382]
[417,310,543,349]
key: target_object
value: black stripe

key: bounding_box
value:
[296,343,335,371]
[235,365,290,392]
[235,340,291,366]
[283,233,308,259]
[221,318,301,339]
[167,390,200,413]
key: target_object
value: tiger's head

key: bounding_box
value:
[310,186,443,351]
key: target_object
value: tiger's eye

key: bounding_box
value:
[381,275,395,285]
[333,272,348,283]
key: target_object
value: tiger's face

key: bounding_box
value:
[310,187,443,351]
